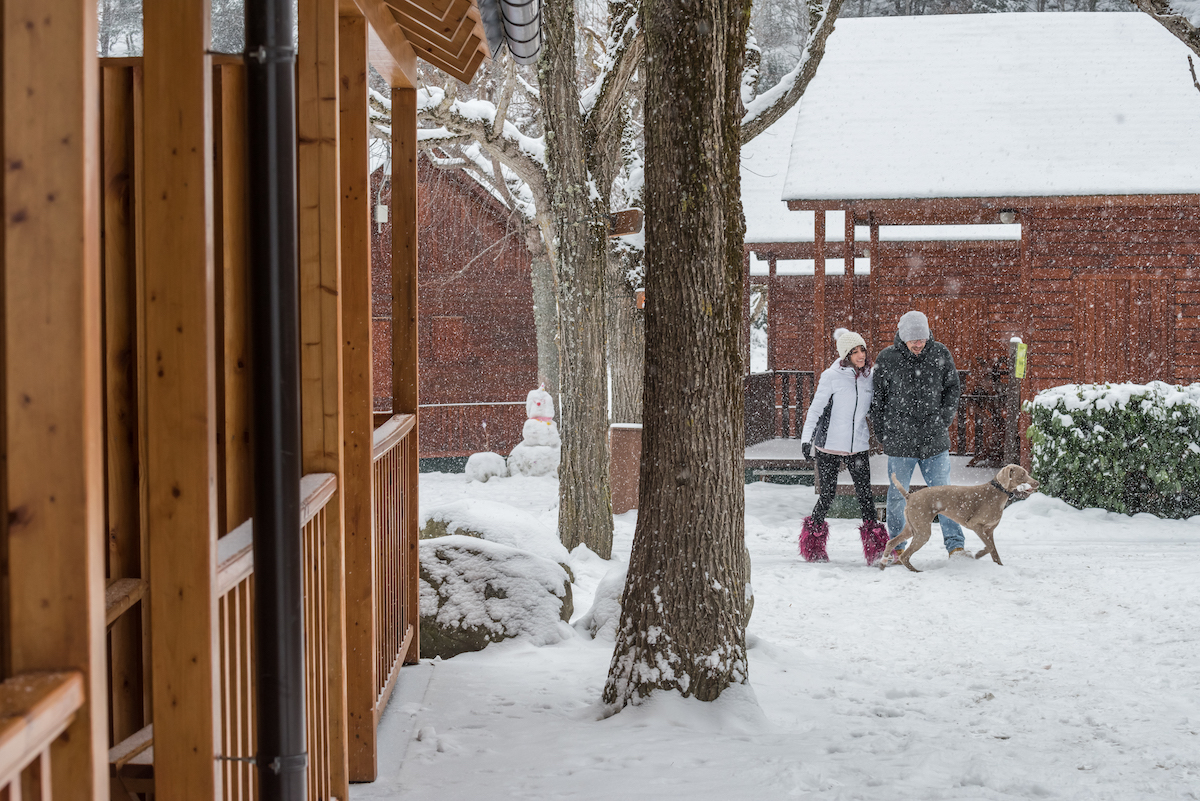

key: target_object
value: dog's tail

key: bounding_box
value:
[890,473,908,499]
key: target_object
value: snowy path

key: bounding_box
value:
[353,474,1200,800]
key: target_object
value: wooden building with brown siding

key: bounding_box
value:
[744,13,1200,460]
[372,155,538,460]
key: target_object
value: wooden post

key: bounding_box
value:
[213,63,253,533]
[1003,338,1023,466]
[143,0,221,795]
[766,256,777,372]
[813,210,826,378]
[3,1,108,797]
[101,63,146,744]
[869,217,879,353]
[843,210,854,330]
[741,249,750,374]
[298,0,351,795]
[338,11,379,783]
[1016,209,1031,467]
[390,87,421,664]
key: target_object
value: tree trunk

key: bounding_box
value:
[539,0,615,558]
[528,234,561,400]
[606,247,644,424]
[603,0,752,708]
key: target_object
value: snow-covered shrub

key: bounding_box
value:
[1026,382,1200,518]
[419,536,573,658]
[464,451,509,483]
[573,562,628,641]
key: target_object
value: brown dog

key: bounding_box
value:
[879,464,1039,573]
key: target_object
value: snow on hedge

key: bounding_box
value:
[1027,382,1200,518]
[420,498,570,567]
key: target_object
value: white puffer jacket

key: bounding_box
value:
[800,359,874,454]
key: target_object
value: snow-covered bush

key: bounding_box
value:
[419,536,573,658]
[573,562,628,641]
[465,451,509,483]
[1026,382,1200,518]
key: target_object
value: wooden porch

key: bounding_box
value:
[0,0,504,798]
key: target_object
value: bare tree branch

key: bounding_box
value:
[491,57,517,141]
[1128,0,1200,58]
[491,155,517,207]
[1190,54,1200,94]
[740,0,846,145]
[583,0,643,148]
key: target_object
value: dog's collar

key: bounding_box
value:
[989,478,1015,499]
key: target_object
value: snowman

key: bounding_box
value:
[507,386,561,477]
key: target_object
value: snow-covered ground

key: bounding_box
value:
[353,472,1200,800]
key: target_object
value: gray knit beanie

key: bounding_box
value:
[897,310,930,342]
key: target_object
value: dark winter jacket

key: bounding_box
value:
[869,332,961,459]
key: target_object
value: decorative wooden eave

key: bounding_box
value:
[349,0,490,87]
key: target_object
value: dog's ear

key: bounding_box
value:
[998,464,1018,490]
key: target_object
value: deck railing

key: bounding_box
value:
[371,414,418,712]
[744,371,816,446]
[0,672,85,799]
[211,474,339,801]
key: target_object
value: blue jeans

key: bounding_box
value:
[886,451,965,552]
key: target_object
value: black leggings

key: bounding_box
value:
[811,450,876,526]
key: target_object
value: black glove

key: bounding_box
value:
[802,442,812,461]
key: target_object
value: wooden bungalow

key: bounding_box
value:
[0,0,534,798]
[371,156,538,463]
[744,12,1200,463]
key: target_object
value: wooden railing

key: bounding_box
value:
[744,371,816,446]
[371,414,417,713]
[211,474,338,801]
[0,672,85,798]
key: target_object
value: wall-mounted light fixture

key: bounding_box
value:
[999,210,1017,225]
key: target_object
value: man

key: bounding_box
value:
[870,310,965,560]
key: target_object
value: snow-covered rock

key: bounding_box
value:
[465,451,509,483]
[419,536,573,658]
[419,499,570,571]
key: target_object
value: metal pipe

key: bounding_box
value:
[244,0,308,798]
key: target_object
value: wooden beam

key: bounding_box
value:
[390,88,421,663]
[353,0,420,87]
[298,0,351,796]
[813,211,826,378]
[338,12,381,783]
[869,218,879,353]
[3,3,107,798]
[843,210,854,330]
[787,194,1200,224]
[142,0,221,795]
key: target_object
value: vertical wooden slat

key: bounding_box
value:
[143,0,221,795]
[299,0,350,794]
[3,2,108,799]
[868,217,879,353]
[102,63,145,746]
[214,63,253,533]
[843,210,854,329]
[339,11,380,782]
[813,210,826,378]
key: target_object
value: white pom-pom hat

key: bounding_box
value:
[834,328,867,360]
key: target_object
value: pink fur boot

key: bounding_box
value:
[799,516,829,562]
[859,520,889,565]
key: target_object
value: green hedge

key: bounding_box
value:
[1025,381,1200,518]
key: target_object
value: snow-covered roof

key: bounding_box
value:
[778,12,1200,202]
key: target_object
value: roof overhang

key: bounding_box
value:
[786,194,1200,226]
[349,0,491,87]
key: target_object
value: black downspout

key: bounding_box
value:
[245,1,308,799]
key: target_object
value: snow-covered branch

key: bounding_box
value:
[1128,0,1200,58]
[581,0,642,144]
[740,0,846,145]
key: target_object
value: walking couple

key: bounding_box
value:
[797,310,963,566]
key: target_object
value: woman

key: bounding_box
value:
[798,328,890,564]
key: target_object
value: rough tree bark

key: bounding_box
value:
[540,0,615,557]
[606,248,644,424]
[529,236,561,399]
[603,0,753,707]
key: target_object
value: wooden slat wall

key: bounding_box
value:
[2,2,109,798]
[1026,204,1200,392]
[298,0,352,795]
[339,10,382,783]
[142,0,222,794]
